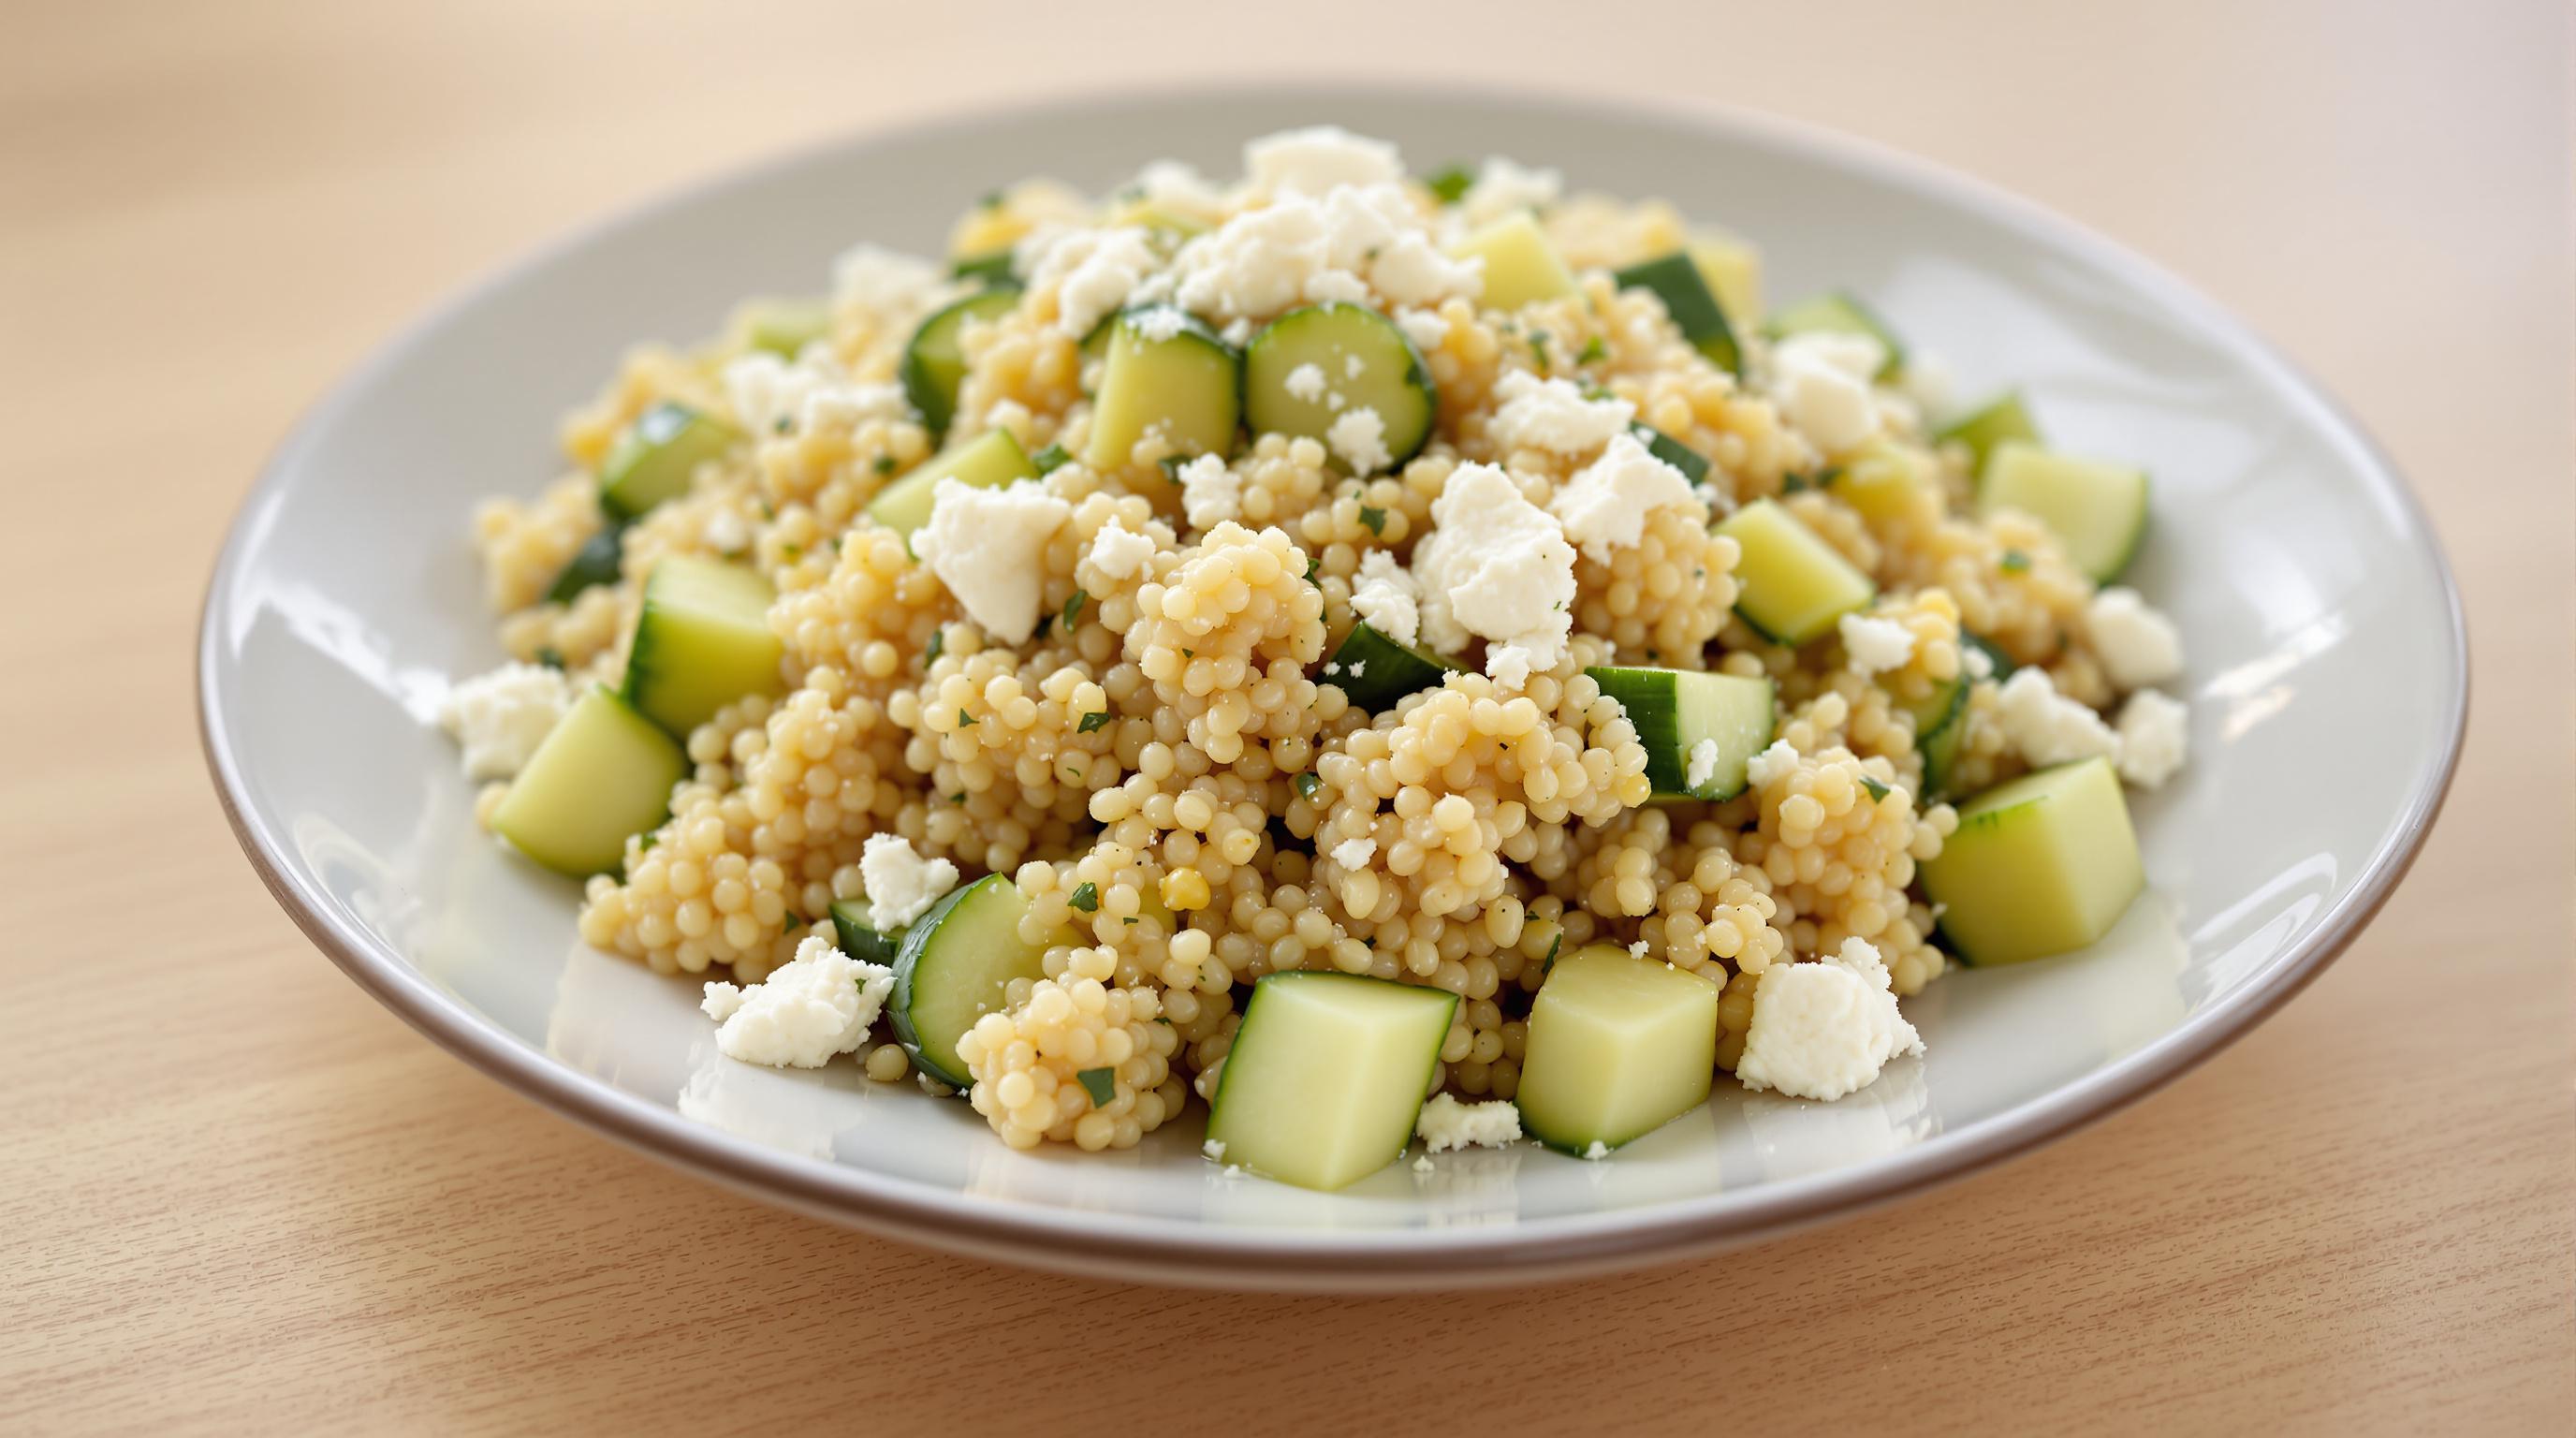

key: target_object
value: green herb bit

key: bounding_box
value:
[1062,590,1089,629]
[1425,164,1474,204]
[534,646,565,671]
[1076,1067,1117,1107]
[1358,506,1387,536]
[1069,882,1101,913]
[1158,455,1187,483]
[978,189,1005,211]
[1541,930,1563,976]
[2000,549,2032,574]
[1032,442,1071,475]
[872,454,897,476]
[1077,710,1112,735]
[1576,335,1606,365]
[1294,771,1322,801]
[1530,330,1551,368]
[924,628,945,666]
[1861,776,1892,802]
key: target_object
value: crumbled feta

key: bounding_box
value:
[799,382,909,433]
[1547,431,1698,562]
[1350,549,1422,646]
[1395,307,1450,352]
[1581,1140,1612,1161]
[1344,354,1366,379]
[1410,462,1578,685]
[722,350,905,436]
[918,478,1071,643]
[1367,231,1485,307]
[1745,739,1801,789]
[1412,1153,1436,1174]
[1456,155,1563,229]
[1326,406,1392,474]
[1171,183,1478,324]
[1128,159,1227,224]
[1176,453,1242,532]
[1963,643,1996,681]
[1129,304,1188,343]
[1085,518,1159,581]
[858,832,959,928]
[1628,940,1649,959]
[699,936,894,1069]
[1994,668,2119,768]
[1837,612,1916,677]
[1486,370,1634,456]
[1345,660,1366,678]
[1734,938,1924,1102]
[1770,331,1886,455]
[1202,1138,1227,1162]
[437,661,571,781]
[2086,587,2186,690]
[1244,125,1403,198]
[2115,689,2190,789]
[828,242,943,325]
[1329,836,1376,870]
[1898,350,1954,419]
[703,508,750,555]
[1284,362,1328,403]
[1030,225,1163,340]
[1685,738,1720,793]
[1414,1093,1523,1153]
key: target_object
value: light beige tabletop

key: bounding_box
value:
[4,1,2569,1431]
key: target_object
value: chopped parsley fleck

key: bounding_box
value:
[958,709,976,727]
[1077,710,1112,735]
[1425,164,1474,204]
[1576,335,1606,365]
[772,416,793,434]
[1075,1067,1117,1107]
[1861,776,1892,801]
[783,912,806,932]
[924,629,944,666]
[534,646,565,671]
[978,189,1004,211]
[1358,506,1387,536]
[2000,549,2032,574]
[1062,590,1089,629]
[1530,330,1551,367]
[1032,442,1071,475]
[779,542,802,562]
[1123,916,1139,925]
[872,454,896,475]
[1294,771,1322,801]
[1158,454,1187,483]
[1069,881,1101,913]
[1181,648,1194,658]
[1580,382,1615,403]
[1542,930,1563,976]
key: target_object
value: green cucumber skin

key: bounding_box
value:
[1586,666,1775,801]
[1612,252,1743,378]
[1207,972,1458,1176]
[827,900,904,967]
[900,287,1022,439]
[1912,677,1969,797]
[1632,424,1711,484]
[1326,622,1460,712]
[600,404,737,521]
[1240,303,1438,472]
[950,250,1017,286]
[1767,291,1906,380]
[545,526,623,606]
[886,875,998,1091]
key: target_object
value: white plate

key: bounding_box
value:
[198,85,2466,1290]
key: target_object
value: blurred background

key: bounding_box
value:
[2,1,2567,1431]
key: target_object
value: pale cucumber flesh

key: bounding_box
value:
[490,685,686,877]
[1205,973,1456,1191]
[1920,756,2144,965]
[1515,946,1719,1152]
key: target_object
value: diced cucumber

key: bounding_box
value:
[1242,303,1436,473]
[1613,251,1742,375]
[1935,390,2042,473]
[1909,675,1969,796]
[1100,197,1208,240]
[949,250,1017,286]
[1687,231,1763,329]
[1082,306,1240,472]
[865,428,1040,545]
[1326,621,1460,712]
[599,403,739,521]
[828,898,904,967]
[1632,424,1711,485]
[1204,973,1457,1191]
[544,526,623,605]
[1450,213,1577,311]
[1977,440,2149,582]
[739,300,830,359]
[1515,945,1719,1154]
[1921,756,2144,966]
[1586,666,1775,800]
[1836,436,1937,523]
[889,873,1049,1089]
[900,286,1021,439]
[1965,631,2018,681]
[622,556,783,736]
[1714,498,1876,645]
[490,685,686,876]
[1767,291,1905,380]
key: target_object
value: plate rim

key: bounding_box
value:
[196,79,2470,1288]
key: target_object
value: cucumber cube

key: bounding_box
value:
[1922,756,2144,965]
[739,299,830,359]
[1083,306,1241,473]
[827,899,904,967]
[1935,390,2042,473]
[1449,213,1578,311]
[1836,436,1938,524]
[1612,251,1741,375]
[900,287,1021,438]
[1205,973,1458,1191]
[599,403,738,521]
[1766,291,1905,380]
[1586,666,1776,800]
[1686,232,1764,329]
[890,874,1051,1088]
[490,685,686,876]
[621,556,783,736]
[1714,498,1876,645]
[867,428,1039,544]
[1515,946,1719,1153]
[1978,440,2150,582]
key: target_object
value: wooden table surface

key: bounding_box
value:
[4,1,2569,1431]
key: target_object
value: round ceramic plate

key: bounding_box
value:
[199,85,2466,1290]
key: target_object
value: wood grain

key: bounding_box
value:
[2,1,2568,1432]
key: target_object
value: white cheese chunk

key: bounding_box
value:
[1734,938,1924,1102]
[700,936,895,1069]
[1395,307,1451,352]
[1284,362,1328,403]
[2114,689,2190,789]
[1085,518,1160,582]
[1171,183,1478,324]
[2086,587,2186,690]
[1326,406,1392,475]
[1994,667,2119,769]
[828,242,944,328]
[1547,431,1698,563]
[919,477,1071,643]
[1244,125,1404,198]
[1685,738,1720,793]
[1456,155,1564,229]
[1329,836,1376,870]
[858,832,960,928]
[437,661,571,781]
[1771,331,1886,455]
[1837,612,1917,677]
[1349,550,1423,647]
[1411,462,1577,686]
[1414,1093,1524,1153]
[1745,738,1801,790]
[1176,453,1242,533]
[1031,225,1164,340]
[1486,370,1634,457]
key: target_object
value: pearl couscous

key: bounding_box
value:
[449,125,2189,1190]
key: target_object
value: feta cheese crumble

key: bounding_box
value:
[2114,689,2190,789]
[1329,836,1376,870]
[1770,331,1886,455]
[1029,225,1164,340]
[1202,1138,1227,1162]
[1244,125,1404,198]
[1734,938,1924,1101]
[1837,612,1916,677]
[1284,362,1328,403]
[1410,462,1578,687]
[857,832,959,928]
[699,936,894,1069]
[1745,738,1801,790]
[916,478,1071,644]
[722,351,911,437]
[1455,155,1564,230]
[702,507,750,555]
[1170,181,1479,325]
[1350,549,1423,646]
[1326,405,1392,474]
[2086,587,2186,690]
[1685,738,1720,793]
[1414,1093,1523,1153]
[1486,370,1634,456]
[1547,431,1698,562]
[1085,517,1160,581]
[1394,307,1450,352]
[1581,1141,1612,1162]
[1994,667,2119,769]
[437,661,571,781]
[828,242,943,328]
[1175,453,1243,532]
